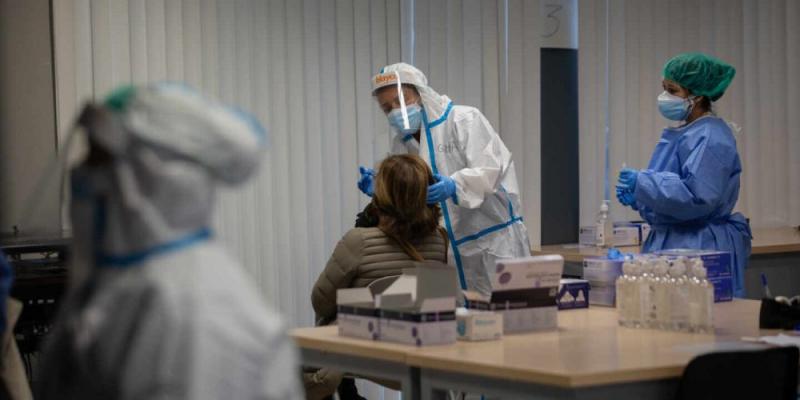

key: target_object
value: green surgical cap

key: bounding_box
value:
[663,53,736,102]
[104,85,137,112]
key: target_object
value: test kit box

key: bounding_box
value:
[484,255,563,333]
[613,226,641,246]
[379,307,457,346]
[337,288,380,340]
[456,295,503,341]
[337,261,458,345]
[614,221,651,245]
[557,279,590,310]
[582,258,623,307]
[377,268,457,346]
[654,249,733,302]
[579,226,599,246]
[579,225,647,247]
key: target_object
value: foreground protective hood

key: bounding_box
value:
[69,83,266,274]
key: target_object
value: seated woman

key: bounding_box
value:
[306,154,448,399]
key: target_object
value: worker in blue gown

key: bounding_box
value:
[616,53,752,297]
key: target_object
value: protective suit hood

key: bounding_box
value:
[372,62,452,123]
[39,84,303,399]
[71,83,265,274]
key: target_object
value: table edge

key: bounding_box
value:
[409,354,687,388]
[291,332,409,364]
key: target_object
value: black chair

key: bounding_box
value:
[676,346,799,400]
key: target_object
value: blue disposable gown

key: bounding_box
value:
[633,116,752,297]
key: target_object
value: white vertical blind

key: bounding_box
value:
[52,0,404,330]
[412,0,543,249]
[53,0,543,330]
[579,0,800,230]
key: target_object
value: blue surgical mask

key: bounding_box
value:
[387,103,422,135]
[658,91,693,121]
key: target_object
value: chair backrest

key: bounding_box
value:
[676,346,799,400]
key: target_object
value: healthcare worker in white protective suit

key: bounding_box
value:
[36,83,302,400]
[359,63,531,297]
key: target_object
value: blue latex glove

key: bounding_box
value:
[357,166,375,196]
[617,167,639,191]
[607,248,623,260]
[426,173,457,204]
[616,185,639,210]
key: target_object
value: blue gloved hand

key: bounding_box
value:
[426,173,457,204]
[616,185,638,210]
[357,166,375,196]
[607,248,623,260]
[617,167,639,191]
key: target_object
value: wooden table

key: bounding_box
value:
[291,326,421,398]
[751,226,800,255]
[411,300,775,399]
[291,300,777,400]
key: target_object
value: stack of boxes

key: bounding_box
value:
[336,261,458,346]
[338,255,568,344]
[466,255,563,333]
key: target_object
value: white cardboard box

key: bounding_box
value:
[456,310,502,341]
[457,293,503,341]
[489,255,563,333]
[582,257,623,307]
[613,226,641,246]
[379,306,457,346]
[338,261,458,346]
[581,225,643,246]
[337,288,380,340]
[614,221,651,244]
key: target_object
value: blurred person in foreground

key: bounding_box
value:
[36,83,302,400]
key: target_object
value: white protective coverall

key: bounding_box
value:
[36,83,302,400]
[372,63,532,298]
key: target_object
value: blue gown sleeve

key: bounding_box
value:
[634,123,739,222]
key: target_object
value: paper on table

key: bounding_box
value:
[756,334,800,348]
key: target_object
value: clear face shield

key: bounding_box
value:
[393,71,412,131]
[16,103,106,236]
[378,72,423,138]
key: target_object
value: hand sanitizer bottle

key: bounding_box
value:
[628,262,644,328]
[617,261,633,327]
[596,201,613,248]
[638,258,655,328]
[689,258,714,333]
[668,258,690,332]
[652,258,671,330]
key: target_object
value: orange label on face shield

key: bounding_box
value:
[374,73,397,86]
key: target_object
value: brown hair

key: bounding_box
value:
[372,154,447,261]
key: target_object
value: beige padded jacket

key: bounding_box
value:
[311,227,448,324]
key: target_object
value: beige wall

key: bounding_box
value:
[0,0,60,236]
